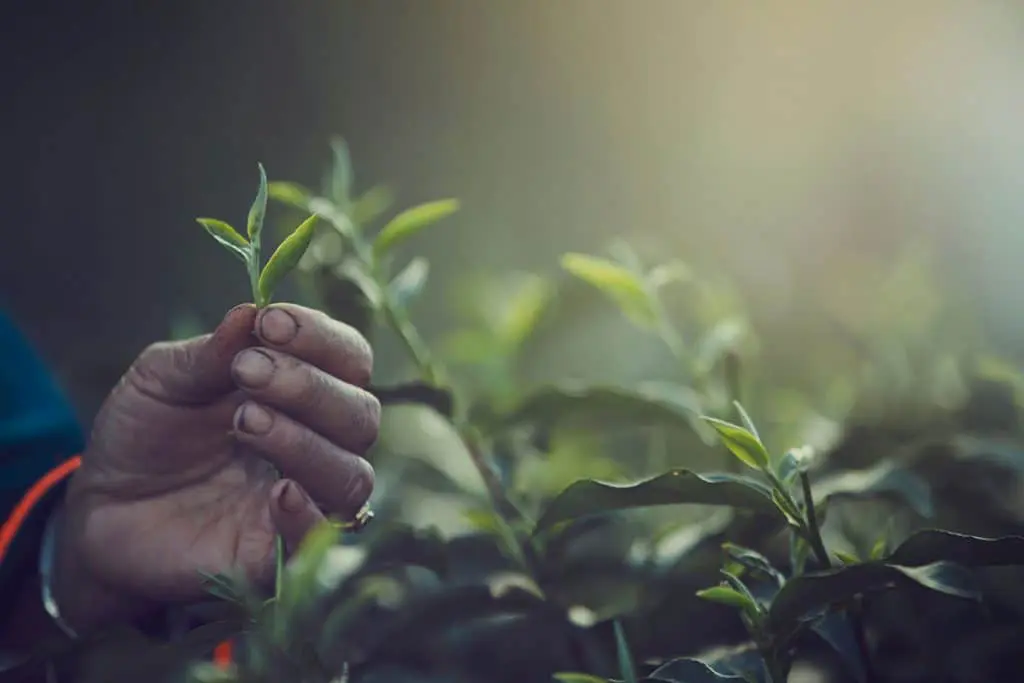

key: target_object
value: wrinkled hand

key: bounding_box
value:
[53,303,380,632]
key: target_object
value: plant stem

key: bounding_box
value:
[799,472,831,569]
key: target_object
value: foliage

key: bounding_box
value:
[51,139,1024,683]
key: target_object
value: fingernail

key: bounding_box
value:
[280,481,307,513]
[259,307,298,346]
[233,349,275,388]
[235,402,274,435]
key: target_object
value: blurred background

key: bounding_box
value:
[1,0,1023,431]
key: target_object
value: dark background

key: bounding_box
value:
[3,0,1024,425]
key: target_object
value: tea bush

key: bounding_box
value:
[53,139,1024,683]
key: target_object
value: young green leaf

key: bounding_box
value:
[257,213,320,307]
[350,185,395,227]
[387,256,430,310]
[732,401,761,442]
[696,585,761,621]
[373,199,460,257]
[247,163,269,240]
[533,469,779,534]
[834,550,862,565]
[561,252,659,330]
[267,181,313,211]
[196,218,250,263]
[701,417,770,470]
[612,621,637,683]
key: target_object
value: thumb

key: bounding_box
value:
[270,479,327,555]
[136,303,257,403]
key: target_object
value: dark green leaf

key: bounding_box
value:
[196,218,250,263]
[373,199,460,257]
[534,469,778,534]
[247,162,269,240]
[766,561,979,630]
[649,658,749,682]
[267,181,313,211]
[257,213,320,307]
[613,621,637,683]
[811,612,866,683]
[811,460,934,518]
[388,257,430,310]
[562,252,658,330]
[701,417,769,470]
[722,543,785,587]
[482,381,703,435]
[886,529,1024,567]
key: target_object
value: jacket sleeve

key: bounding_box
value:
[0,311,84,630]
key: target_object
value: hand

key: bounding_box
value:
[51,303,380,632]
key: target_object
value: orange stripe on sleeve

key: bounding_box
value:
[0,455,81,564]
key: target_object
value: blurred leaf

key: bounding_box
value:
[247,163,269,240]
[886,529,1024,567]
[373,381,455,419]
[186,662,239,683]
[267,181,313,211]
[766,561,979,630]
[374,199,461,257]
[280,521,341,610]
[696,319,749,375]
[327,135,354,205]
[351,185,396,227]
[649,658,749,682]
[554,674,609,683]
[613,621,637,683]
[258,214,320,307]
[647,260,691,291]
[499,274,555,350]
[811,460,934,519]
[810,612,866,683]
[834,550,861,566]
[388,257,430,310]
[562,252,658,330]
[483,381,703,435]
[534,469,779,534]
[196,218,250,263]
[701,417,770,471]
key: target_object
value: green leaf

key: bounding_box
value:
[701,417,770,470]
[196,218,250,263]
[561,252,658,330]
[613,621,637,683]
[810,613,866,683]
[280,520,341,609]
[387,257,430,310]
[327,135,354,204]
[247,162,269,240]
[811,460,934,519]
[267,181,313,211]
[553,674,609,683]
[766,561,979,630]
[258,213,320,307]
[647,259,691,290]
[500,274,555,350]
[373,199,461,257]
[350,185,395,227]
[886,529,1024,567]
[834,550,861,565]
[732,401,760,442]
[696,585,759,617]
[722,543,785,586]
[533,469,778,534]
[480,381,703,436]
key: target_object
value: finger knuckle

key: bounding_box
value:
[348,390,381,453]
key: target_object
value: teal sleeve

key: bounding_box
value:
[0,310,84,628]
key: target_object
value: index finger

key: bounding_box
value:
[253,303,373,387]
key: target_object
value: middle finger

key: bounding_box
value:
[230,347,380,455]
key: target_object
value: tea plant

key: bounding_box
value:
[57,139,1024,683]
